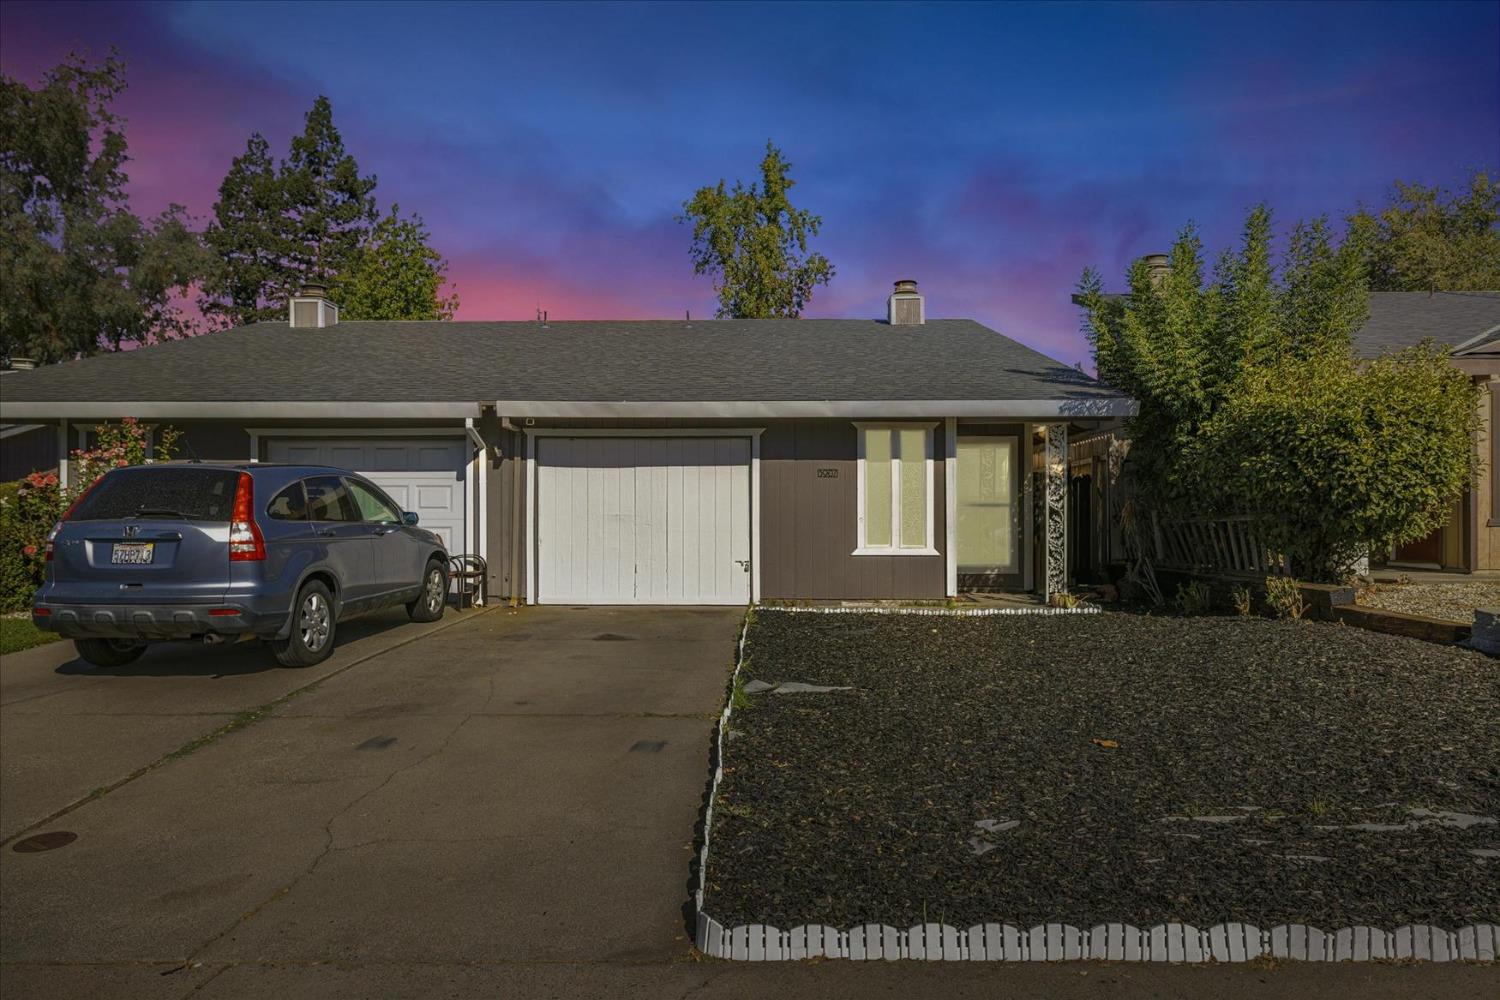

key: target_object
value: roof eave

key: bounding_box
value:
[0,398,1139,421]
[489,399,1138,419]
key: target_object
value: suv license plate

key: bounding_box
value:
[111,542,155,565]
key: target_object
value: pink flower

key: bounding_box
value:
[22,545,37,556]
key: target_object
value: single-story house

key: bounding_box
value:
[0,280,1133,605]
[1356,291,1500,572]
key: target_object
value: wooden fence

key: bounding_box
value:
[1150,514,1287,576]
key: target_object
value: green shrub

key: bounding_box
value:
[0,475,61,612]
[1230,584,1254,617]
[1173,580,1214,615]
[1079,207,1479,583]
[1264,575,1305,620]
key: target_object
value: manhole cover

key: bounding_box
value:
[13,831,77,853]
[630,740,667,753]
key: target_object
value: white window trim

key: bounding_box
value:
[853,421,938,556]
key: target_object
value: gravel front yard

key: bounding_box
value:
[1358,581,1500,623]
[704,610,1500,931]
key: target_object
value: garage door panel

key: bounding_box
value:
[265,437,467,556]
[536,436,750,605]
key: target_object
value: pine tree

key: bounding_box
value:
[280,95,377,293]
[201,133,288,327]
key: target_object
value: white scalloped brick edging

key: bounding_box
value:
[761,604,1100,616]
[692,918,1499,962]
[694,611,1494,963]
[692,612,750,915]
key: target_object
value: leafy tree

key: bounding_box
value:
[1079,206,1478,581]
[680,141,833,318]
[340,205,459,320]
[0,53,207,362]
[279,95,377,293]
[1348,170,1500,291]
[201,133,290,327]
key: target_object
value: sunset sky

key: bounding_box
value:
[2,0,1496,364]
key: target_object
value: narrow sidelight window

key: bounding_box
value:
[855,423,936,554]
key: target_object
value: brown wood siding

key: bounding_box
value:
[761,419,946,600]
[1481,381,1500,569]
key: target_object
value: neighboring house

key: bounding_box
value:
[1068,289,1500,578]
[1355,291,1500,573]
[0,281,1132,605]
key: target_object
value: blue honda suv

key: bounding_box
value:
[32,463,450,668]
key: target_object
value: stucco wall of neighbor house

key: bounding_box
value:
[1479,380,1500,571]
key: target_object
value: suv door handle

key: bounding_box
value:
[373,526,397,536]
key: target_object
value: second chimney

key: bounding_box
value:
[1140,254,1170,289]
[887,279,924,326]
[289,283,340,329]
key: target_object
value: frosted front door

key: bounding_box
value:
[956,437,1019,575]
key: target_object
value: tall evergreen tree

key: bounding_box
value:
[280,95,377,293]
[201,133,288,327]
[680,141,833,318]
[0,53,206,361]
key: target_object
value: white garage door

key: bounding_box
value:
[265,437,469,554]
[536,437,751,605]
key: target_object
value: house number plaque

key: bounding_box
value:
[816,468,839,478]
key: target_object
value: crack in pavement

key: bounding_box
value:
[179,713,477,968]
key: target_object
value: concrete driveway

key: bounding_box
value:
[1,606,1492,1000]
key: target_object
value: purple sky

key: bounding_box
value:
[2,0,1496,364]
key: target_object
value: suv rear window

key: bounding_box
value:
[69,467,242,522]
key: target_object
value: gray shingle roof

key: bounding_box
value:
[0,319,1121,405]
[1352,291,1500,358]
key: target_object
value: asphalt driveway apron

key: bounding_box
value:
[0,606,742,993]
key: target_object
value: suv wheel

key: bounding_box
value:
[74,638,147,668]
[407,559,447,623]
[272,580,336,667]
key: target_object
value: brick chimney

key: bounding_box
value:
[289,283,340,328]
[887,279,924,325]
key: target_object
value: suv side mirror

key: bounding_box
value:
[403,511,419,526]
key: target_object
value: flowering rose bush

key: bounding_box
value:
[0,420,179,611]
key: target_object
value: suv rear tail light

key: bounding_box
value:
[45,476,105,561]
[229,472,266,561]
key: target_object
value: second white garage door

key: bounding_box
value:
[265,437,469,555]
[535,437,751,605]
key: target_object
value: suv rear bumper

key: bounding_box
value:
[33,603,287,641]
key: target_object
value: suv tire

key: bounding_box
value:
[408,558,448,623]
[74,638,147,668]
[273,580,336,667]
